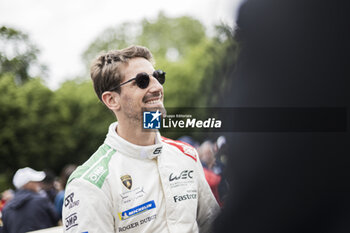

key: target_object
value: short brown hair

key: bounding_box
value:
[90,45,154,101]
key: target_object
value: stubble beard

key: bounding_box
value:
[124,104,142,123]
[123,97,167,125]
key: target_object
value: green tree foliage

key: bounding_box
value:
[0,75,55,187]
[196,24,238,107]
[52,80,114,168]
[0,75,114,189]
[83,12,206,67]
[0,26,45,84]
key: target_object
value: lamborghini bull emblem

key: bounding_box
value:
[121,175,132,190]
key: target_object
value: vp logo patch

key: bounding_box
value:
[143,110,161,129]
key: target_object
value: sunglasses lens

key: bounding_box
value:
[135,73,150,89]
[133,70,165,89]
[154,70,165,84]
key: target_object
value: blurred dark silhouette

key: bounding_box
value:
[214,0,349,232]
[54,164,77,220]
[41,170,58,204]
[198,140,223,206]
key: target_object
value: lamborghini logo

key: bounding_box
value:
[120,175,132,190]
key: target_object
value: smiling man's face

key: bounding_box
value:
[117,57,164,122]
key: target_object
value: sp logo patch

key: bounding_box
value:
[121,175,132,190]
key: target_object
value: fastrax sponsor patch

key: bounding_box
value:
[173,194,197,203]
[118,200,156,221]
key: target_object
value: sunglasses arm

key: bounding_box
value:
[109,78,136,92]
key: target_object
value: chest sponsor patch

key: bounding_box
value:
[121,175,132,190]
[118,200,156,221]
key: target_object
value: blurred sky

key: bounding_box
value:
[0,0,243,89]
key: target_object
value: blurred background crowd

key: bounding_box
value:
[0,164,77,232]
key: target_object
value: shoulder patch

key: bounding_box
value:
[67,144,116,188]
[161,137,197,162]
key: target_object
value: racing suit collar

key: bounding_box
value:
[104,122,163,160]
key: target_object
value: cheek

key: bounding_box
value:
[121,92,142,106]
[121,94,131,102]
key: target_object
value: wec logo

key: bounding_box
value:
[169,170,193,182]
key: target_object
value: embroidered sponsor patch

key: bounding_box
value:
[64,192,80,209]
[118,200,156,221]
[173,194,197,203]
[169,170,193,182]
[65,213,78,230]
[120,175,132,190]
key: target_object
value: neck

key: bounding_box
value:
[116,120,156,146]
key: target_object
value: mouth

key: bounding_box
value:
[144,94,163,105]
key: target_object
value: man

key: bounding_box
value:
[2,167,59,233]
[62,45,219,233]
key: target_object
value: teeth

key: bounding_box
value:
[146,99,160,104]
[145,95,162,104]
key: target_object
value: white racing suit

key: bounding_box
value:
[62,122,219,233]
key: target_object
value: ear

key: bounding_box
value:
[101,91,121,111]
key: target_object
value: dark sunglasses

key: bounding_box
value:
[109,69,166,91]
